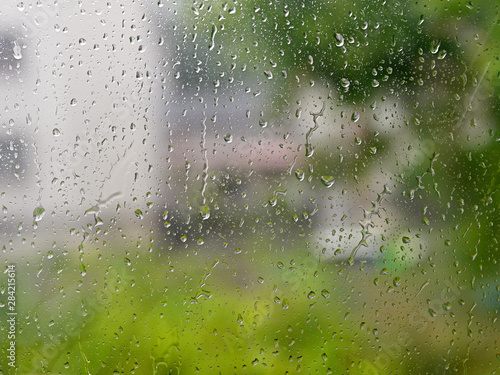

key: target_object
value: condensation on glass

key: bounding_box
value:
[1,1,498,374]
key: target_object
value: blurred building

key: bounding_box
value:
[1,1,295,251]
[0,2,174,249]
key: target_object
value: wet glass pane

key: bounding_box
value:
[1,1,499,373]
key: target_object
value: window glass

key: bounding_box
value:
[1,1,499,373]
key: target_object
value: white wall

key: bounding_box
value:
[0,1,173,247]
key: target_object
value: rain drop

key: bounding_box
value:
[269,196,277,207]
[13,41,22,60]
[334,33,344,47]
[393,277,401,287]
[295,169,305,181]
[430,39,441,54]
[320,176,335,188]
[33,206,46,222]
[200,205,210,220]
[340,78,350,88]
[135,209,144,219]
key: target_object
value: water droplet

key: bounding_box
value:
[269,196,277,207]
[334,33,344,47]
[134,209,143,219]
[430,39,441,54]
[79,261,86,276]
[79,38,86,46]
[442,302,452,311]
[340,78,350,88]
[209,24,217,51]
[124,257,132,266]
[200,205,210,220]
[354,136,362,145]
[33,206,46,222]
[428,308,437,317]
[321,289,330,298]
[393,277,401,287]
[402,236,411,244]
[70,98,77,106]
[264,70,273,79]
[320,176,335,188]
[282,298,289,309]
[307,291,316,299]
[52,128,61,136]
[347,256,354,266]
[223,133,233,143]
[351,112,360,122]
[295,169,305,181]
[13,41,22,60]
